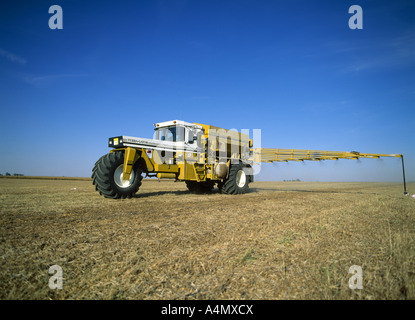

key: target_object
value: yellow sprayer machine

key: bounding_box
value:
[92,120,408,199]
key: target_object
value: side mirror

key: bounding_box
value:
[187,129,196,143]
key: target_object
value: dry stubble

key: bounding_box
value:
[0,178,414,299]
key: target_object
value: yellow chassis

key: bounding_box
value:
[110,147,227,182]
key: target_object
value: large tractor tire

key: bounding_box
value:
[92,151,143,199]
[186,180,215,194]
[219,162,251,195]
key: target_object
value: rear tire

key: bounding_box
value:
[92,151,143,199]
[186,180,215,194]
[219,162,251,194]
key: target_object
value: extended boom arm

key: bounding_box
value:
[251,148,407,195]
[252,148,402,162]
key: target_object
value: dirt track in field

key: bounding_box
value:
[0,177,414,299]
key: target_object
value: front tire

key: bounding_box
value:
[92,151,143,199]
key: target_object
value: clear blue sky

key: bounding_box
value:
[0,0,414,182]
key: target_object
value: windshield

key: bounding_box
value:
[154,126,185,142]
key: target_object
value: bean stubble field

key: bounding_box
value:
[0,177,414,300]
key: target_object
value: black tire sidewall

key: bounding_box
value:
[233,165,249,193]
[220,162,250,194]
[108,153,142,197]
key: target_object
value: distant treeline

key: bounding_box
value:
[0,175,91,181]
[0,173,24,176]
[282,179,301,182]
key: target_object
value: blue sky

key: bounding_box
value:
[0,0,414,182]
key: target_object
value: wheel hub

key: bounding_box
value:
[114,164,134,188]
[236,169,247,188]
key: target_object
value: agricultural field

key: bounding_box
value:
[0,177,414,300]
